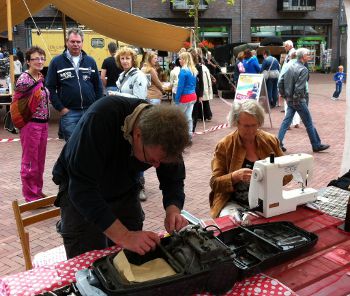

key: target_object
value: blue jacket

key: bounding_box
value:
[175,67,197,103]
[334,72,346,85]
[46,50,103,112]
[260,56,280,72]
[243,56,261,74]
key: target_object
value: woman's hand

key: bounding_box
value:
[231,168,253,184]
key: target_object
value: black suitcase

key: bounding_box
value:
[77,222,317,296]
[92,225,238,296]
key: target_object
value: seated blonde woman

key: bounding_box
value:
[209,99,292,218]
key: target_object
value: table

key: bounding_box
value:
[1,207,349,296]
[0,246,295,296]
[245,207,350,296]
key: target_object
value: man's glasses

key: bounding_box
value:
[142,143,162,167]
[30,57,46,62]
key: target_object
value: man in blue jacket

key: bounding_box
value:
[46,27,103,141]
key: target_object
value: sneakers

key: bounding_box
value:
[331,97,338,101]
[138,189,147,201]
[312,144,330,152]
[281,146,287,152]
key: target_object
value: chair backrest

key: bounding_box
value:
[12,195,60,270]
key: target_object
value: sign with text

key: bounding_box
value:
[234,74,264,101]
[234,73,272,128]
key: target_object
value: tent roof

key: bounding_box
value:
[0,0,191,52]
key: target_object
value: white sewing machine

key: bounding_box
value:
[248,153,318,218]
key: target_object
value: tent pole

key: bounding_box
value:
[62,12,67,50]
[6,0,14,93]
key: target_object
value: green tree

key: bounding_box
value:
[162,0,235,45]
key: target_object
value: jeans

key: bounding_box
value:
[106,86,118,95]
[333,83,342,98]
[177,101,195,136]
[278,99,321,150]
[266,78,278,107]
[20,122,48,202]
[60,109,86,142]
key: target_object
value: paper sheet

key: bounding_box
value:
[113,250,176,283]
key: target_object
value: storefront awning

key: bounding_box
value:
[0,0,191,52]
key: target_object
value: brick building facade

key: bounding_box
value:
[10,0,346,70]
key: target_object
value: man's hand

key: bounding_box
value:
[164,205,188,233]
[119,231,160,255]
[60,107,70,116]
[104,219,160,255]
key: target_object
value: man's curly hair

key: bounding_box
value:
[137,105,191,162]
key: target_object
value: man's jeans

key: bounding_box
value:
[106,86,118,95]
[333,83,342,98]
[278,100,321,150]
[60,109,85,142]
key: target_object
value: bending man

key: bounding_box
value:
[53,96,191,258]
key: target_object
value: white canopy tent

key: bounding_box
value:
[341,0,350,174]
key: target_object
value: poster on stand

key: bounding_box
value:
[235,74,263,101]
[234,73,272,128]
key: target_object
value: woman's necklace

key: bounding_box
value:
[28,70,40,81]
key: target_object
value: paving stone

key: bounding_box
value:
[0,73,346,276]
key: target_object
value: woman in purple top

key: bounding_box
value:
[14,46,50,202]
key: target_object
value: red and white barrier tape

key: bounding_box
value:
[194,96,231,135]
[2,98,232,141]
[194,122,229,135]
[0,137,60,143]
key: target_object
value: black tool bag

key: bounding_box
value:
[327,170,350,191]
[217,221,318,279]
[80,223,317,296]
[92,225,238,296]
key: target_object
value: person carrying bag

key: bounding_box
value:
[261,49,280,108]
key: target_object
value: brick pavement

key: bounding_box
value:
[0,73,346,276]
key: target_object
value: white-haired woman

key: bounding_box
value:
[174,51,198,137]
[209,100,291,218]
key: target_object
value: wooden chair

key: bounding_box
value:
[12,195,66,270]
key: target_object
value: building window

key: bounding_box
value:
[91,38,104,48]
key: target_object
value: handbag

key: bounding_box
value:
[269,69,280,79]
[327,170,350,191]
[4,111,18,134]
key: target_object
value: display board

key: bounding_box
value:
[234,73,272,128]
